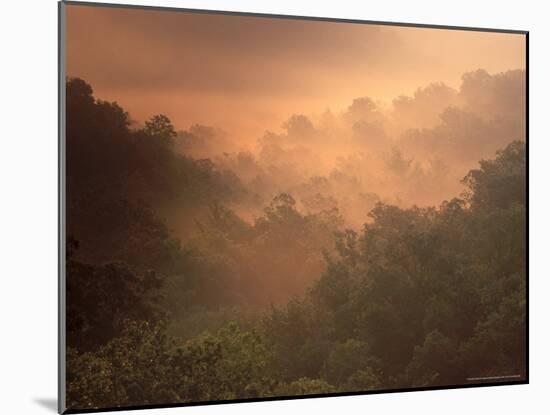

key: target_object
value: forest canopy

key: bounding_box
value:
[65,73,526,410]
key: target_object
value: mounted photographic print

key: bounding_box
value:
[58,1,528,413]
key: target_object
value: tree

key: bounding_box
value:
[67,258,164,351]
[462,140,526,210]
[144,114,177,143]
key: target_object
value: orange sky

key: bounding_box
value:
[65,4,526,140]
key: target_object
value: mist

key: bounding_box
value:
[169,68,525,229]
[64,5,526,410]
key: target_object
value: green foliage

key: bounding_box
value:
[406,330,459,387]
[262,142,525,391]
[67,320,179,410]
[276,378,336,396]
[463,140,526,210]
[171,322,276,401]
[67,321,277,410]
[65,78,526,410]
[324,339,380,387]
[67,258,164,351]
